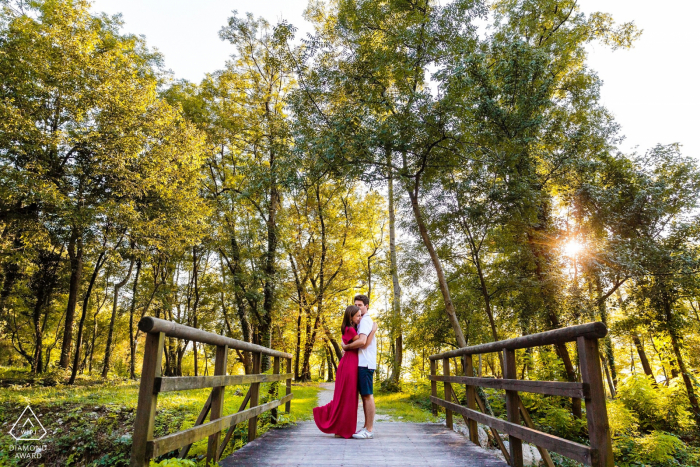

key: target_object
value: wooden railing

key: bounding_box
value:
[129,317,293,467]
[428,322,613,467]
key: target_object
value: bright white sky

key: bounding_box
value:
[90,0,699,160]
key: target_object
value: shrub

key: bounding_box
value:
[614,430,695,467]
[150,459,196,467]
[607,398,639,438]
[616,374,694,433]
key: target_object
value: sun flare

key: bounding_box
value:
[563,239,584,257]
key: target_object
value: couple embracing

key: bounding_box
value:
[313,294,378,439]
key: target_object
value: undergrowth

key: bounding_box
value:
[0,368,320,466]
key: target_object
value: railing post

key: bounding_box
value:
[443,358,453,429]
[430,359,437,415]
[504,348,524,467]
[206,344,228,465]
[248,351,262,441]
[272,356,280,424]
[130,331,165,467]
[285,357,292,413]
[578,337,614,467]
[464,355,478,444]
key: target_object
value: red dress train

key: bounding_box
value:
[313,327,359,438]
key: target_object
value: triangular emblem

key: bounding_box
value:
[9,405,47,441]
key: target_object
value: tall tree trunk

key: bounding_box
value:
[176,340,186,376]
[289,254,308,379]
[191,247,201,376]
[0,235,22,316]
[601,355,616,398]
[632,335,655,382]
[221,236,253,373]
[295,303,303,380]
[526,228,582,420]
[128,259,142,380]
[387,151,403,386]
[404,171,467,348]
[30,249,61,374]
[102,258,135,378]
[69,250,106,384]
[88,288,109,374]
[595,274,617,389]
[260,98,280,372]
[322,319,343,360]
[668,329,700,425]
[662,290,700,426]
[60,229,83,368]
[460,216,500,348]
[326,343,335,382]
[301,311,321,381]
[301,185,329,381]
[31,292,44,375]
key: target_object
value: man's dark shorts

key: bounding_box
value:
[358,367,374,396]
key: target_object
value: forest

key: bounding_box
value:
[1,0,699,466]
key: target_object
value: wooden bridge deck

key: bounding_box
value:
[219,421,509,467]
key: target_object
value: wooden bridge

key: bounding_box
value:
[129,318,614,467]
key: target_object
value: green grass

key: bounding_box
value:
[285,383,322,421]
[374,389,441,423]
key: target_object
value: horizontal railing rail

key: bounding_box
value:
[428,322,613,467]
[138,316,292,359]
[429,322,607,359]
[130,317,293,467]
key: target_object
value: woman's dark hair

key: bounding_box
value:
[341,305,360,335]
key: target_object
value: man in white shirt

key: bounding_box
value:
[341,294,376,439]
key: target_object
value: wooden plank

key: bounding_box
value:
[443,358,453,429]
[519,399,555,467]
[248,352,261,441]
[285,358,292,413]
[148,394,293,458]
[430,359,438,415]
[504,349,523,467]
[429,375,588,398]
[155,372,293,392]
[217,388,252,459]
[179,390,213,458]
[578,337,614,467]
[220,421,510,467]
[138,317,292,359]
[431,396,594,465]
[464,355,479,444]
[130,331,164,467]
[430,322,607,360]
[272,356,280,424]
[207,345,228,464]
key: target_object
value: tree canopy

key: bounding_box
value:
[1,1,699,465]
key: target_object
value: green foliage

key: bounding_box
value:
[606,398,639,438]
[614,431,698,467]
[150,459,196,467]
[616,374,694,433]
[518,393,586,441]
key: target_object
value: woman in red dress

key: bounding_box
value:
[313,305,377,438]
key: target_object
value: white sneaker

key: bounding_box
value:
[352,429,373,439]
